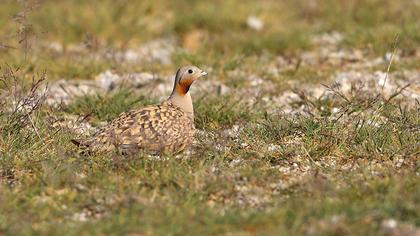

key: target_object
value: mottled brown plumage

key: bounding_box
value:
[72,65,207,154]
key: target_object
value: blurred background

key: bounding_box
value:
[0,0,419,80]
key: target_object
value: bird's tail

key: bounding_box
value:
[70,139,83,147]
[70,138,93,156]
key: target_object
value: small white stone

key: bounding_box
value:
[378,77,386,87]
[394,157,404,168]
[249,75,264,86]
[384,51,399,62]
[278,166,291,173]
[382,219,398,229]
[127,72,155,87]
[96,70,121,90]
[230,158,242,166]
[267,143,280,152]
[124,49,140,62]
[138,38,175,65]
[72,212,89,222]
[224,125,242,139]
[215,143,225,152]
[246,16,264,31]
[147,155,162,161]
[217,84,231,95]
[312,31,343,45]
[332,107,340,113]
[48,41,63,52]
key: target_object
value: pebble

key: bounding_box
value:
[45,79,98,106]
[246,16,264,31]
[267,143,281,152]
[311,31,344,45]
[96,70,121,91]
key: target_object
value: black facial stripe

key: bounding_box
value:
[175,68,182,84]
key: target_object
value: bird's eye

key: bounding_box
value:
[188,69,193,74]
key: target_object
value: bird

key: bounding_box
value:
[71,65,207,155]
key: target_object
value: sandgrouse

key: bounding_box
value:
[71,65,207,155]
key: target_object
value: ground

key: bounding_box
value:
[0,0,419,235]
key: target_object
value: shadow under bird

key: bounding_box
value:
[71,65,207,155]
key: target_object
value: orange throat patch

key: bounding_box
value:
[175,79,194,95]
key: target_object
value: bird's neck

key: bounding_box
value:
[168,91,194,119]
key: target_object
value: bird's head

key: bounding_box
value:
[173,65,207,96]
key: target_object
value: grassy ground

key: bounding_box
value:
[0,0,419,235]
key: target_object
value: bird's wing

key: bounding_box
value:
[75,104,191,153]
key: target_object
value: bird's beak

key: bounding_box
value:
[200,71,208,76]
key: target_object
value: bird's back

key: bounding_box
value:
[72,100,195,154]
